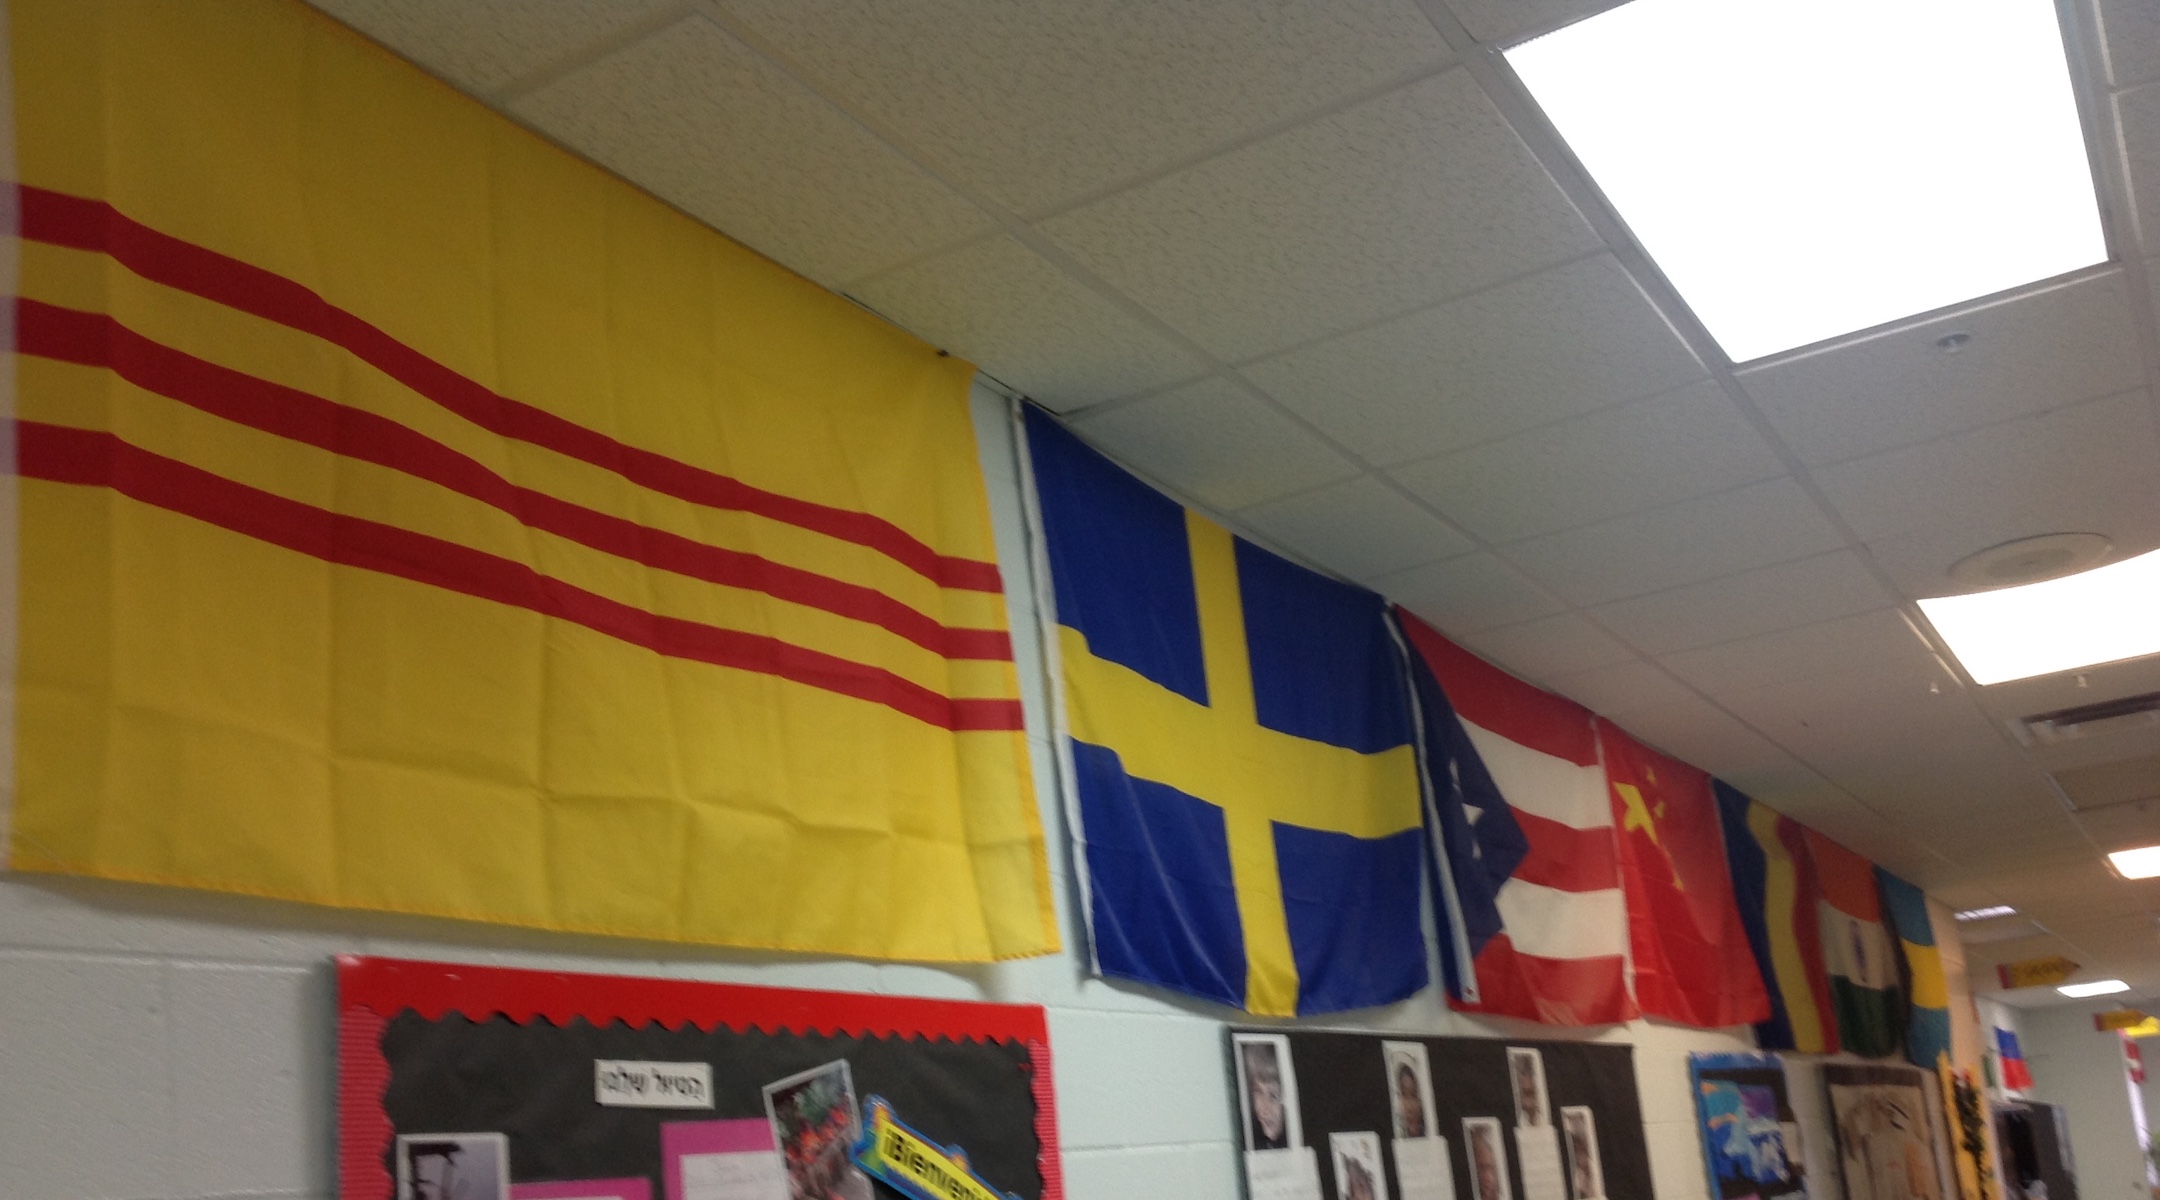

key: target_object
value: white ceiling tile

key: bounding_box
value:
[1812,388,2160,598]
[1250,256,1706,468]
[1388,378,1777,542]
[305,0,681,94]
[1444,0,1627,44]
[711,0,1452,214]
[1544,658,1699,718]
[1372,552,1566,635]
[1589,551,1896,656]
[511,16,994,287]
[1660,608,1934,696]
[1035,69,1601,361]
[2127,85,2160,254]
[1452,613,1637,683]
[1597,692,1795,779]
[848,236,1209,411]
[1501,479,1846,607]
[1737,270,2146,465]
[2097,0,2160,87]
[1234,476,1474,582]
[1068,378,1360,511]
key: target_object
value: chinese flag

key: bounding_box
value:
[1598,720,1772,1028]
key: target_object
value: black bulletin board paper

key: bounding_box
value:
[1229,1029,1652,1200]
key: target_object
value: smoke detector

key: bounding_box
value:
[1948,532,2112,589]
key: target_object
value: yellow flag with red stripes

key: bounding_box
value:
[5,0,1057,961]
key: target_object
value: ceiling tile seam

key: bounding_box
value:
[833,228,1013,294]
[1438,0,1621,49]
[1729,261,2126,378]
[485,1,706,105]
[1010,56,1462,226]
[1794,380,2159,479]
[1054,243,1617,423]
[1404,0,2013,862]
[686,2,1277,402]
[831,56,1461,295]
[2057,0,2160,461]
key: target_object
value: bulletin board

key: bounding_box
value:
[1227,1028,1651,1200]
[337,956,1062,1200]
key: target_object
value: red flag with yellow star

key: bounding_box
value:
[1597,719,1772,1028]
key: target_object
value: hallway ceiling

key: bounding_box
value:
[305,0,2160,1009]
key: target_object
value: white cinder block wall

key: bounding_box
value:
[0,384,1799,1200]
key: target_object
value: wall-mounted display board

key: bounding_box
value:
[1689,1053,1806,1200]
[337,957,1061,1200]
[1820,1063,1954,1200]
[1227,1028,1651,1200]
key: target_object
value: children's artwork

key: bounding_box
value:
[1236,1032,1305,1151]
[1691,1053,1805,1200]
[1822,1064,1949,1200]
[337,957,1061,1200]
[1228,1030,1652,1200]
[763,1062,871,1200]
[1333,1131,1393,1200]
[1384,1042,1439,1140]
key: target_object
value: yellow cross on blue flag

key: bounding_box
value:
[1023,410,1427,1016]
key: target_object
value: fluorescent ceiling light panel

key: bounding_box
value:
[2109,846,2160,880]
[1955,905,2017,921]
[1507,0,2106,362]
[1918,548,2160,684]
[2058,979,2131,997]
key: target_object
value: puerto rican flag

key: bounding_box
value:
[1395,610,1636,1025]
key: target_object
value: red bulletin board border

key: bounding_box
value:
[335,955,1064,1200]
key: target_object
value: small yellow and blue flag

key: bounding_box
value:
[1023,409,1426,1016]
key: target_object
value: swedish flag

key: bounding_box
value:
[1024,410,1427,1016]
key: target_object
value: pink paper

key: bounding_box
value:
[511,1179,652,1200]
[662,1118,779,1200]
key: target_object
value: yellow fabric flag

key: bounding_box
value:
[6,0,1056,961]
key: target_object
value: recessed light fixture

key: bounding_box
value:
[2059,979,2132,998]
[1506,0,2106,363]
[1919,547,2160,684]
[2108,846,2160,880]
[1955,905,2018,921]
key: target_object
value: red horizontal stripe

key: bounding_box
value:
[18,184,1002,593]
[1510,808,1620,893]
[19,421,1022,733]
[1396,609,1596,765]
[1455,935,1637,1026]
[17,299,1009,662]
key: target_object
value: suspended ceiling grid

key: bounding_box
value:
[303,0,2160,1007]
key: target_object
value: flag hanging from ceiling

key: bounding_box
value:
[6,0,1057,962]
[1397,611,1635,1026]
[1596,720,1771,1029]
[1807,829,1904,1057]
[1023,409,1426,1016]
[1716,783,1840,1053]
[1878,867,1952,1070]
[1931,894,1986,1073]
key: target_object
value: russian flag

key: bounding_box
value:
[1396,610,1636,1026]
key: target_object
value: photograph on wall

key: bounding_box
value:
[1560,1107,1604,1200]
[398,1133,509,1200]
[762,1061,872,1200]
[1464,1118,1513,1200]
[1508,1048,1550,1129]
[338,957,1060,1200]
[1334,1131,1393,1200]
[1228,1030,1651,1200]
[1822,1064,1947,1200]
[1236,1032,1305,1152]
[1384,1041,1438,1140]
[1690,1053,1805,1200]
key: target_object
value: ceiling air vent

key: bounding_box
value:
[2011,691,2160,746]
